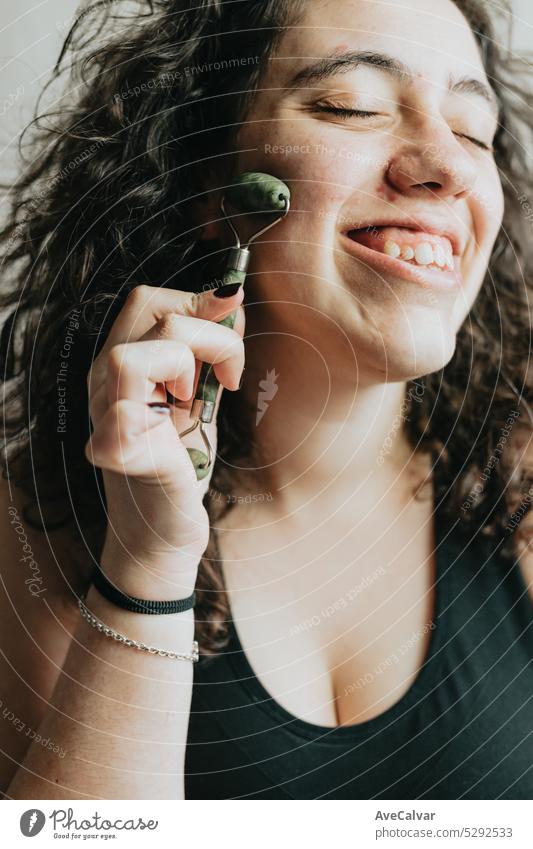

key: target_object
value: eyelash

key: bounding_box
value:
[312,104,493,152]
[313,103,379,120]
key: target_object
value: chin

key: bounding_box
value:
[362,312,458,382]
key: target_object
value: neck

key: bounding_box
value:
[236,303,428,514]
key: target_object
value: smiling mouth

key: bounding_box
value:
[345,226,456,272]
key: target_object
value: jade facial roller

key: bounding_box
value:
[178,172,290,479]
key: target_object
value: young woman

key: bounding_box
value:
[1,0,532,799]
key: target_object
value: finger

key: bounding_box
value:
[106,339,197,407]
[165,357,203,408]
[85,398,200,488]
[100,284,245,357]
[104,326,243,415]
[137,313,244,392]
[88,284,245,398]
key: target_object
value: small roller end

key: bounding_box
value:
[187,447,211,480]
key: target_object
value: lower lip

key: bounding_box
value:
[339,233,463,291]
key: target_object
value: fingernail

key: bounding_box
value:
[213,282,242,299]
[147,402,171,415]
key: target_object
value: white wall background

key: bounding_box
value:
[513,0,533,46]
[0,0,531,186]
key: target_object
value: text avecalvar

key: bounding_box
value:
[375,811,436,821]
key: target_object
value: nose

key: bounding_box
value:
[385,122,478,200]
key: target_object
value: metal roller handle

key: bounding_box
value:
[179,172,290,479]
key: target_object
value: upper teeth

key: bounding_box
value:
[384,239,454,270]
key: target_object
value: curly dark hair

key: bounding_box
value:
[1,0,532,654]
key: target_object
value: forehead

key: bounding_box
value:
[267,0,489,87]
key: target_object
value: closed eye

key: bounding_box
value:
[455,133,494,152]
[312,104,380,120]
[313,104,494,152]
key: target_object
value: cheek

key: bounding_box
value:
[239,119,383,219]
[474,166,504,244]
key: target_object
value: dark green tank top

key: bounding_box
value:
[185,497,533,799]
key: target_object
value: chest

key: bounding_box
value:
[219,496,438,728]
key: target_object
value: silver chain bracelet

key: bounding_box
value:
[78,595,199,662]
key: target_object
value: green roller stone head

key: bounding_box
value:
[225,171,290,213]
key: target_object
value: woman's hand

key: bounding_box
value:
[84,284,245,598]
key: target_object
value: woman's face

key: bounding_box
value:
[232,0,504,382]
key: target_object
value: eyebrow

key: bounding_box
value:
[286,50,499,117]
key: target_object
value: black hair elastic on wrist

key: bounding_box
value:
[90,565,196,614]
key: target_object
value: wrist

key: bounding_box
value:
[83,583,196,646]
[98,547,199,602]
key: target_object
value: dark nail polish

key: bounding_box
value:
[165,388,180,406]
[213,282,242,298]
